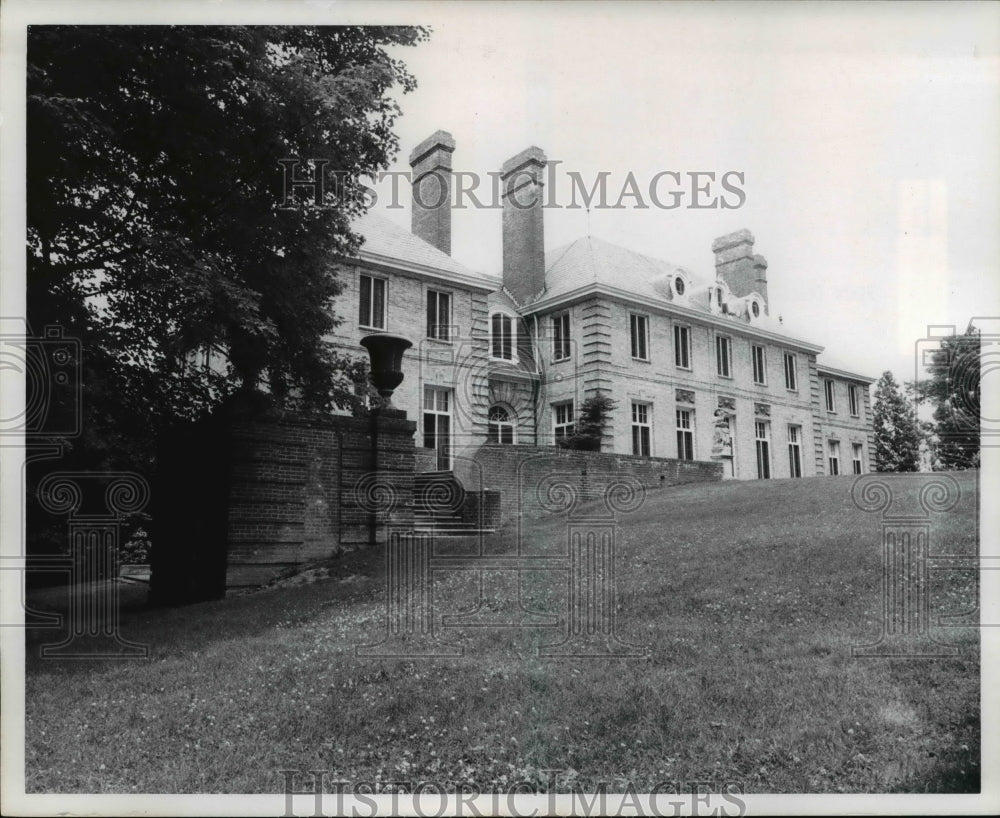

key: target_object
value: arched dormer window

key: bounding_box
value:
[490,311,517,362]
[746,293,766,322]
[488,404,517,444]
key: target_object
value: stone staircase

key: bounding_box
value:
[413,470,497,536]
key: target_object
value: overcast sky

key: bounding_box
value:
[3,1,998,385]
[361,1,1000,385]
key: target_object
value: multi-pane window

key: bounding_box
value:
[752,345,767,385]
[359,274,386,329]
[426,290,451,341]
[848,385,860,417]
[828,439,841,476]
[674,324,691,369]
[676,409,694,460]
[631,402,651,456]
[755,420,771,479]
[553,401,575,443]
[716,335,732,378]
[552,312,571,361]
[852,443,864,474]
[783,353,797,391]
[824,379,836,412]
[787,425,802,478]
[488,405,516,445]
[423,387,452,470]
[491,312,515,360]
[630,313,649,360]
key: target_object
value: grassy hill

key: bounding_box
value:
[25,472,980,794]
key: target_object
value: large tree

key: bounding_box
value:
[910,325,980,469]
[27,25,427,467]
[872,370,921,472]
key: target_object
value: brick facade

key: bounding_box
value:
[327,131,875,484]
[152,411,417,601]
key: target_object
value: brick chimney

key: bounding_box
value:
[500,146,547,305]
[711,229,768,305]
[409,130,455,254]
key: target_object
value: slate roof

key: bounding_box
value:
[543,236,696,305]
[536,235,835,354]
[353,211,499,289]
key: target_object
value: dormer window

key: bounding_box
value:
[490,311,517,361]
[712,285,729,314]
[674,276,685,297]
[751,301,760,318]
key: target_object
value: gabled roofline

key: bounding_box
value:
[815,364,877,384]
[351,250,500,293]
[521,281,826,355]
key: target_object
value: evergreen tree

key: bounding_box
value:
[558,394,616,451]
[910,326,980,469]
[873,370,921,472]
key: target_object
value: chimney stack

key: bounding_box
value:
[409,130,455,255]
[711,229,768,306]
[500,146,547,305]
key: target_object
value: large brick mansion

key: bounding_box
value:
[332,131,874,480]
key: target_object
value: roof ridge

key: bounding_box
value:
[545,238,580,274]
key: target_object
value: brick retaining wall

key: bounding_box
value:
[471,443,723,523]
[152,411,416,602]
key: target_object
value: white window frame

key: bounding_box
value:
[358,273,387,330]
[752,344,767,386]
[553,401,575,443]
[848,384,860,417]
[755,420,772,479]
[716,334,733,378]
[828,439,841,476]
[490,311,518,362]
[426,289,452,342]
[787,424,802,478]
[852,443,864,474]
[423,386,452,470]
[629,313,650,361]
[676,408,695,460]
[824,379,836,413]
[631,401,652,456]
[783,353,798,391]
[552,312,571,361]
[488,404,517,445]
[674,324,691,370]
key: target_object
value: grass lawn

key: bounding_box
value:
[24,471,980,794]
